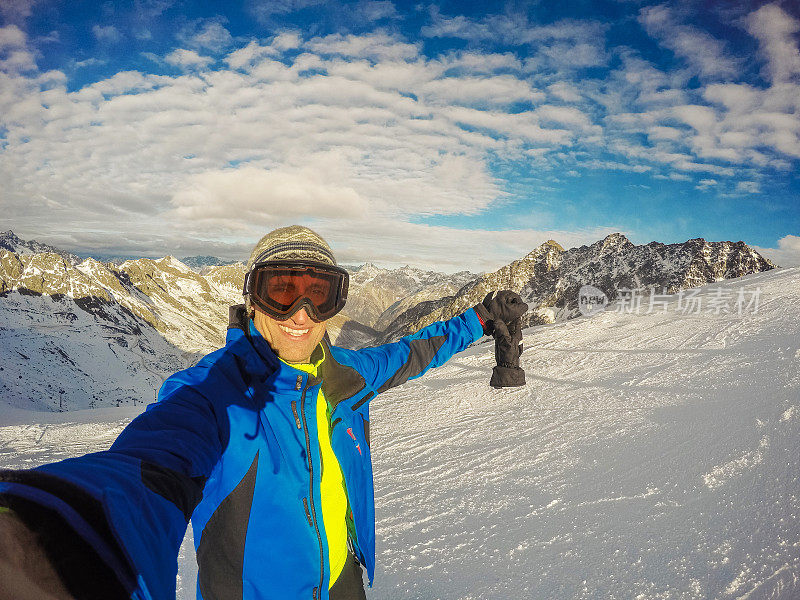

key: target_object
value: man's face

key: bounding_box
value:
[253,305,327,364]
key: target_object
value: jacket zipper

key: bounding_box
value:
[291,400,302,429]
[300,382,326,599]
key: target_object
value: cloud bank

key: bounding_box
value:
[1,2,799,271]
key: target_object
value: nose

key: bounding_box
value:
[292,308,311,325]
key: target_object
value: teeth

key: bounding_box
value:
[279,325,309,336]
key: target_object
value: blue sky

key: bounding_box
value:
[1,0,799,271]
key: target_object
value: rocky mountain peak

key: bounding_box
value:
[1,230,21,245]
[525,239,565,262]
[157,256,194,273]
[181,255,237,272]
[380,234,776,342]
[0,230,81,265]
[544,239,564,252]
[598,232,633,254]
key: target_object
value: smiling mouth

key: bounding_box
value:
[279,324,310,338]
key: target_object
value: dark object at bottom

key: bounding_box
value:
[490,365,526,388]
[329,552,367,600]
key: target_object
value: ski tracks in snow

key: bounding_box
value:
[367,268,800,599]
[0,269,798,599]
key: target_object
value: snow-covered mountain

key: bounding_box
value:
[0,230,81,265]
[0,233,473,410]
[0,230,777,411]
[346,262,478,329]
[181,255,238,272]
[381,233,776,342]
[1,250,243,353]
[0,248,244,410]
[1,266,797,598]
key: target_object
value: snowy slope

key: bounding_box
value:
[0,267,798,599]
[0,289,190,411]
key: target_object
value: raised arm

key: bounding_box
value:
[347,306,486,395]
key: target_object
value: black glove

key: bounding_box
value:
[494,317,524,367]
[472,290,528,388]
[489,317,525,387]
[474,290,528,335]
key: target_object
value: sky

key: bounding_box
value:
[1,0,799,272]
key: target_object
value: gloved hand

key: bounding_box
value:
[474,290,528,336]
[489,317,526,387]
[473,290,528,388]
[493,317,524,368]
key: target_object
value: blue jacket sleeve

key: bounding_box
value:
[0,382,225,600]
[351,307,485,395]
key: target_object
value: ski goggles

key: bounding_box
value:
[244,260,349,322]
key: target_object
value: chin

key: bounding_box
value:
[280,345,314,363]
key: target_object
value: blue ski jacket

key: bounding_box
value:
[0,304,486,600]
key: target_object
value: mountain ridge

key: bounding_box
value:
[379,232,777,342]
[0,231,778,410]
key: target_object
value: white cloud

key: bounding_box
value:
[306,31,420,62]
[0,24,26,49]
[74,57,105,69]
[225,40,278,69]
[646,125,683,141]
[536,40,608,69]
[169,164,369,227]
[92,24,122,44]
[734,180,761,194]
[2,20,799,269]
[0,0,39,23]
[535,105,595,130]
[583,160,651,173]
[547,81,582,102]
[695,178,717,190]
[179,18,233,53]
[319,220,623,273]
[419,75,543,107]
[653,171,692,182]
[165,49,213,68]
[702,83,761,113]
[0,48,37,72]
[421,10,493,41]
[752,235,800,267]
[272,31,302,51]
[671,104,718,133]
[358,1,398,22]
[422,10,609,69]
[439,51,522,74]
[0,24,37,73]
[744,3,800,84]
[132,0,175,19]
[639,5,739,79]
[444,106,573,145]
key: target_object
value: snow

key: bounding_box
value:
[1,267,798,599]
[0,292,190,410]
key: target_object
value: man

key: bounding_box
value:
[0,225,527,599]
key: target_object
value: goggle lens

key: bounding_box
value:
[247,262,348,321]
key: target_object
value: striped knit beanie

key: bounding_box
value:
[244,225,337,313]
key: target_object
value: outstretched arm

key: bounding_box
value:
[0,383,226,600]
[346,305,486,395]
[338,290,528,398]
